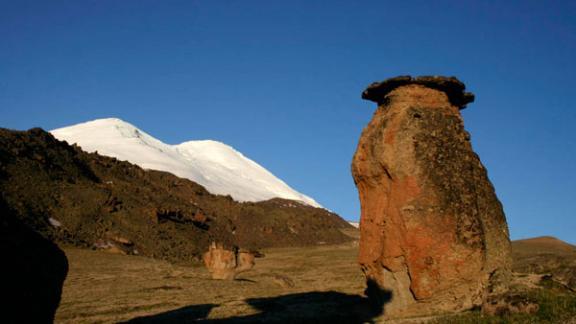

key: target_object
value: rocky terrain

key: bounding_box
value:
[0,127,353,264]
[1,123,574,323]
[352,76,511,317]
[2,79,573,323]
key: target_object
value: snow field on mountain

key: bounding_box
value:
[51,118,321,207]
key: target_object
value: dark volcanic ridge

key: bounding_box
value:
[0,127,353,264]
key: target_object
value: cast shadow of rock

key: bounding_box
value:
[124,303,217,323]
[1,199,69,323]
[126,279,391,323]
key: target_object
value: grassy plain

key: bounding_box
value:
[56,234,576,323]
[56,242,370,323]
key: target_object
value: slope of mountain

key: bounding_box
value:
[50,118,321,207]
[0,127,352,263]
[513,236,576,254]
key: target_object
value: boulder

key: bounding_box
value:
[203,242,255,280]
[352,76,512,317]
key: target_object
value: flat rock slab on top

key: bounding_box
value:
[362,75,475,109]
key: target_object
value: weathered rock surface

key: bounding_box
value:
[352,75,512,317]
[203,242,255,280]
[0,198,68,323]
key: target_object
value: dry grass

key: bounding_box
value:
[56,237,576,323]
[56,242,366,323]
[430,288,576,324]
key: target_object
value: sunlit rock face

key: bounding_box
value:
[352,76,511,317]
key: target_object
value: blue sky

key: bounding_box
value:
[1,1,575,244]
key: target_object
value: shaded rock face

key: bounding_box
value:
[203,242,256,280]
[352,76,512,317]
[0,198,68,323]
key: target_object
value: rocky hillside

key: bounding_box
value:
[0,127,353,264]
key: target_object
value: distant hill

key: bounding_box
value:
[513,236,576,255]
[512,236,576,291]
[51,118,321,207]
[0,127,352,264]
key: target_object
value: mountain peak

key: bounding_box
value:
[53,118,142,138]
[64,117,133,128]
[51,118,321,208]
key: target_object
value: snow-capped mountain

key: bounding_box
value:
[51,118,321,207]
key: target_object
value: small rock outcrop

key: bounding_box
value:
[482,292,539,316]
[352,76,512,317]
[0,199,69,323]
[203,242,255,280]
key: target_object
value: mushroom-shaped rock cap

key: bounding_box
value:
[362,75,475,109]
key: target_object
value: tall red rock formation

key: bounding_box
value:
[352,76,511,317]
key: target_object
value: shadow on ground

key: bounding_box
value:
[125,281,391,323]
